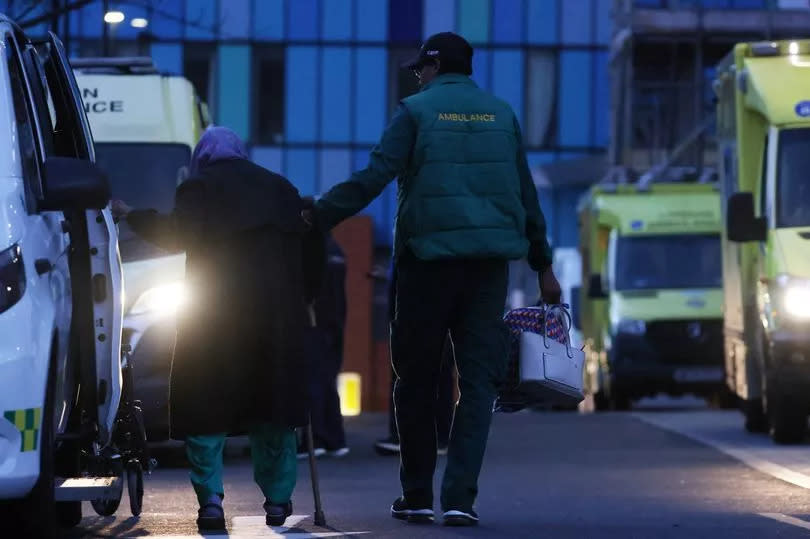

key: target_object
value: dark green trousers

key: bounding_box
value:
[391,253,509,511]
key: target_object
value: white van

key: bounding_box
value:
[0,17,128,537]
[74,58,207,441]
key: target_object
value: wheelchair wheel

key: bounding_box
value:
[127,461,144,516]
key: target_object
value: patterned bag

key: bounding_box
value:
[494,305,570,413]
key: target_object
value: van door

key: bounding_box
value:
[39,32,123,445]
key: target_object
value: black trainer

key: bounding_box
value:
[196,494,226,530]
[443,508,479,527]
[264,500,293,527]
[391,496,434,523]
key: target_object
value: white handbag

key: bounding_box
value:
[518,305,585,406]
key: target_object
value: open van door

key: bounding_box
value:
[39,32,124,446]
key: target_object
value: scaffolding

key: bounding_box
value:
[607,0,810,184]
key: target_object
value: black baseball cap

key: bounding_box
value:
[403,32,473,74]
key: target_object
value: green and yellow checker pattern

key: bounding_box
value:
[3,408,42,452]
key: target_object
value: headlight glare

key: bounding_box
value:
[783,282,810,320]
[129,282,188,316]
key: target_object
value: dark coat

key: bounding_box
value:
[127,159,324,439]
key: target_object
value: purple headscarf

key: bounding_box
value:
[189,126,249,176]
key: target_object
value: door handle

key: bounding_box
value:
[35,259,53,275]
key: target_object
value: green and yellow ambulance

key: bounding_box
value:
[714,40,810,443]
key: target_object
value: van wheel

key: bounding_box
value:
[768,394,807,445]
[743,399,769,433]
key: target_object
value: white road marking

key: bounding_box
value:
[759,513,810,531]
[132,514,370,538]
[634,412,810,490]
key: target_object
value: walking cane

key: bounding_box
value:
[306,305,327,527]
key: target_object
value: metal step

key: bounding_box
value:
[54,476,121,502]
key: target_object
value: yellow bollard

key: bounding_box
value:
[337,372,362,416]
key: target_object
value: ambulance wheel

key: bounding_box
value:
[768,394,807,445]
[743,398,768,433]
[127,462,144,516]
[593,391,611,411]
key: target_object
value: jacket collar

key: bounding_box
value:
[421,73,477,92]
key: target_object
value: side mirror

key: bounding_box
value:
[727,192,767,243]
[570,286,581,330]
[40,157,110,211]
[587,274,608,299]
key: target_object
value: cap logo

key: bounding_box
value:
[426,50,439,56]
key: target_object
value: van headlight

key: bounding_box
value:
[777,276,810,320]
[0,244,25,314]
[129,282,188,316]
[615,319,646,336]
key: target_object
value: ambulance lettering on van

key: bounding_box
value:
[82,87,124,114]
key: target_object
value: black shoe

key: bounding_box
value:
[374,437,400,456]
[391,496,434,523]
[196,495,226,530]
[443,508,479,527]
[264,500,293,527]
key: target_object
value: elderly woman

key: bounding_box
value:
[112,127,323,531]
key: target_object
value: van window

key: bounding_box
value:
[5,37,40,209]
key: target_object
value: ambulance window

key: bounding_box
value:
[5,36,40,210]
[253,46,285,145]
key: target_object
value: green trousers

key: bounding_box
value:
[185,423,297,506]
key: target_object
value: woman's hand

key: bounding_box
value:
[111,199,133,219]
[539,268,562,305]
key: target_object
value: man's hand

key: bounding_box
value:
[111,199,132,219]
[539,268,562,305]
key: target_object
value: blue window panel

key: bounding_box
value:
[355,0,388,41]
[354,48,387,144]
[593,51,609,147]
[458,0,491,44]
[527,0,557,44]
[288,0,319,41]
[472,48,491,91]
[558,51,592,147]
[286,47,319,143]
[633,0,662,6]
[595,0,611,45]
[319,150,352,193]
[19,3,48,37]
[286,149,317,196]
[252,147,283,173]
[220,0,251,38]
[322,0,352,40]
[492,50,524,124]
[151,44,183,75]
[733,0,765,7]
[493,0,523,44]
[389,0,422,43]
[149,0,184,39]
[254,0,284,40]
[423,0,456,39]
[562,0,592,45]
[555,187,584,247]
[69,2,103,39]
[217,46,251,140]
[320,48,352,143]
[186,0,217,40]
